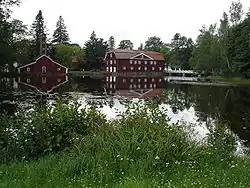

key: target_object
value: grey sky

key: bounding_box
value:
[12,0,250,48]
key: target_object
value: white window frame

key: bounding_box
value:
[145,61,147,65]
[144,67,147,71]
[27,67,30,72]
[42,66,47,73]
[110,60,113,65]
[138,66,141,71]
[134,60,137,65]
[130,60,133,64]
[152,67,155,71]
[144,78,147,82]
[154,61,157,65]
[138,61,141,65]
[42,77,47,84]
[150,61,153,65]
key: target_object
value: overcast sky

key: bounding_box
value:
[12,0,250,48]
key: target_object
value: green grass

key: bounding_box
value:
[0,102,250,187]
[208,76,250,85]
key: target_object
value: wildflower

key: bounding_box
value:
[155,156,160,160]
[116,155,120,158]
[137,147,141,150]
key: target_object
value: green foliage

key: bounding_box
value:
[30,10,47,58]
[0,102,107,163]
[54,43,85,70]
[167,33,194,70]
[84,31,108,71]
[52,15,69,44]
[0,102,248,187]
[230,0,243,25]
[144,36,163,52]
[118,40,134,50]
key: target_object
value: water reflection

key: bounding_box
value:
[0,76,250,148]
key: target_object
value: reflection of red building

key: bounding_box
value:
[105,76,165,98]
[104,49,165,73]
[18,75,68,93]
[17,55,68,74]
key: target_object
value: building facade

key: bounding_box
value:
[18,55,68,75]
[104,49,165,73]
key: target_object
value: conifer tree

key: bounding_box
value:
[52,16,69,44]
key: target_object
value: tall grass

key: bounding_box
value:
[0,102,249,187]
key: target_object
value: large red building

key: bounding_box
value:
[18,55,68,75]
[104,49,165,73]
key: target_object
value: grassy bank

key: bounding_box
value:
[0,102,250,187]
[207,76,250,85]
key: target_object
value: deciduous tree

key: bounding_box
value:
[118,40,133,50]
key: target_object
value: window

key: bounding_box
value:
[106,67,109,72]
[152,78,155,82]
[130,79,134,83]
[144,84,147,89]
[42,66,46,73]
[159,78,162,82]
[145,61,147,65]
[27,78,30,83]
[144,78,147,82]
[134,60,137,65]
[152,67,155,71]
[123,79,126,83]
[154,61,157,65]
[57,67,61,71]
[42,77,47,84]
[144,67,147,71]
[27,67,30,72]
[150,61,153,65]
[131,66,134,71]
[113,67,117,73]
[110,67,113,72]
[138,78,141,83]
[154,84,156,88]
[57,78,61,82]
[122,66,126,70]
[110,53,112,58]
[150,84,153,88]
[138,84,141,89]
[114,60,116,64]
[110,60,113,65]
[106,77,109,82]
[138,66,141,71]
[138,61,141,65]
[110,76,112,82]
[134,84,137,89]
[113,77,116,82]
[129,84,133,89]
[130,60,133,64]
[159,67,162,71]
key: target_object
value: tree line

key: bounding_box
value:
[1,0,250,76]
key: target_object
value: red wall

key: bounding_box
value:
[20,56,67,74]
[105,58,165,73]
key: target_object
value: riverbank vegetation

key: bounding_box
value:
[0,102,250,187]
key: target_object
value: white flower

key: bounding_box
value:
[155,156,160,160]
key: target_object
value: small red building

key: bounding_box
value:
[18,75,68,93]
[17,55,68,75]
[104,49,165,73]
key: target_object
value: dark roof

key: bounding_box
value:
[108,49,164,61]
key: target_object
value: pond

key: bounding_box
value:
[1,75,250,148]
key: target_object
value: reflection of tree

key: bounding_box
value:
[161,84,194,114]
[160,84,250,147]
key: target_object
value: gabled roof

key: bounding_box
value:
[17,55,68,70]
[106,49,164,61]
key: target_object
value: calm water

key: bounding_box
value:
[1,75,250,148]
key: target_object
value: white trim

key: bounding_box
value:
[17,55,68,73]
[18,76,69,94]
[130,53,154,60]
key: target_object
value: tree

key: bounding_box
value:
[11,19,28,41]
[54,43,84,70]
[144,36,163,52]
[0,0,20,71]
[30,10,47,58]
[52,16,69,44]
[84,31,108,70]
[229,1,243,26]
[138,43,144,50]
[167,33,194,69]
[108,36,115,50]
[118,40,133,50]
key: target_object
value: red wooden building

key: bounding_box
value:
[105,76,165,99]
[104,49,165,73]
[17,55,68,75]
[18,75,68,93]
